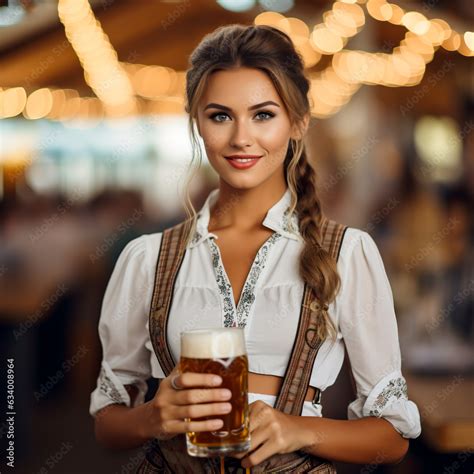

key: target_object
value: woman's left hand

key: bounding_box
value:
[229,400,312,469]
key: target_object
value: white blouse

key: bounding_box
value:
[90,187,421,439]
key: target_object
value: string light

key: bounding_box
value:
[0,2,472,121]
[364,0,473,57]
[465,32,474,50]
[57,0,136,116]
[0,87,27,119]
[24,88,53,120]
[259,0,473,116]
[367,0,393,22]
[254,12,322,67]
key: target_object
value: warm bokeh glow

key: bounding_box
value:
[0,87,27,118]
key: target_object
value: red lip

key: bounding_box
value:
[225,155,262,170]
[225,155,263,159]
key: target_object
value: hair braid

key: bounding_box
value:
[294,150,340,340]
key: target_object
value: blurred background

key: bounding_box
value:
[0,0,473,473]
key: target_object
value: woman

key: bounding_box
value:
[90,24,421,472]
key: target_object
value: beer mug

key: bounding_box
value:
[180,328,250,457]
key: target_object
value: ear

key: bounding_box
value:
[291,113,310,141]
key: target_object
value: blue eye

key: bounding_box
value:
[210,113,230,122]
[209,110,275,122]
[255,111,275,120]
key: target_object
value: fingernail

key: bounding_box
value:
[212,376,222,385]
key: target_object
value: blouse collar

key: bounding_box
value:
[189,187,302,249]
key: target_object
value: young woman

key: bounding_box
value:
[90,24,421,472]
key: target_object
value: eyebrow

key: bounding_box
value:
[204,100,281,112]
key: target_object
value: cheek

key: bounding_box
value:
[259,123,292,165]
[260,121,292,150]
[201,127,228,152]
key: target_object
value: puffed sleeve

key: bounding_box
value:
[338,229,421,439]
[89,234,164,418]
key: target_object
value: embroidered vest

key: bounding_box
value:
[136,217,347,474]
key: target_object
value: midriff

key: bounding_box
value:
[124,373,316,406]
[249,371,315,401]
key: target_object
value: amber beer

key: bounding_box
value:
[180,328,250,457]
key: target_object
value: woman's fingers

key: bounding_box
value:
[230,423,267,460]
[155,371,235,437]
[161,417,225,435]
[172,401,232,420]
[168,372,223,390]
[173,387,232,405]
[248,400,274,431]
[241,440,275,469]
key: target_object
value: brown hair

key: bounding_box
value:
[183,24,340,341]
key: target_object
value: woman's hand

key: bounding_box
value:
[230,400,313,469]
[144,366,233,440]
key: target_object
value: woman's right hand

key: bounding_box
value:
[145,367,233,440]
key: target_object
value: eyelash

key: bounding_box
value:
[208,111,275,122]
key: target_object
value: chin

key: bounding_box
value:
[220,173,264,190]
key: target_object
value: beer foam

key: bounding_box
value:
[180,328,246,359]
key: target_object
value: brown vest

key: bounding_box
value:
[136,217,347,473]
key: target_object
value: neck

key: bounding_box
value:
[209,173,287,232]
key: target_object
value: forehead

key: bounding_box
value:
[200,67,281,107]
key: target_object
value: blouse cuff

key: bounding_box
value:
[347,371,422,439]
[89,361,148,417]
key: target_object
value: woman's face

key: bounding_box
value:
[196,66,306,190]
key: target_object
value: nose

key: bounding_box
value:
[229,119,253,148]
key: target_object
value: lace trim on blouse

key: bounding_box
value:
[97,364,130,406]
[235,232,282,327]
[363,371,409,417]
[207,232,282,328]
[207,237,236,327]
[281,207,299,236]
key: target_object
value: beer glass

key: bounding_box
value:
[180,328,250,457]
